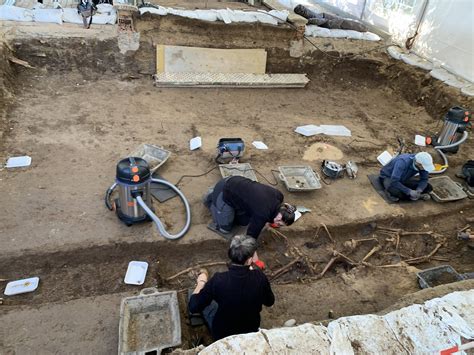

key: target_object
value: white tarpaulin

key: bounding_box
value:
[200,289,474,354]
[277,0,473,85]
[411,0,473,83]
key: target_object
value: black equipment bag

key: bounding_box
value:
[462,160,474,187]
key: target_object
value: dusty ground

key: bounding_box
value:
[0,7,474,353]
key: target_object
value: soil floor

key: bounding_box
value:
[0,8,474,353]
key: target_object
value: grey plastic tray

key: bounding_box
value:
[429,176,467,202]
[219,163,258,182]
[118,288,181,355]
[131,144,171,173]
[416,265,463,289]
[278,166,321,192]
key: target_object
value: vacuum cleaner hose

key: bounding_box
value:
[136,178,191,240]
[105,182,117,211]
[432,131,469,174]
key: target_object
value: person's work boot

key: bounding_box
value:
[207,223,232,240]
[385,192,399,202]
[202,187,213,209]
[420,193,431,201]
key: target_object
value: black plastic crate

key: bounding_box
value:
[416,265,464,289]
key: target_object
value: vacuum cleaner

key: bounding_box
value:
[428,107,471,174]
[105,157,191,240]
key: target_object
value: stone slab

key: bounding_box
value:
[156,45,267,74]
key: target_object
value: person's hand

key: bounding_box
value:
[193,268,209,294]
[196,268,208,284]
[408,189,420,200]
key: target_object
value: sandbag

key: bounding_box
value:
[0,5,33,21]
[294,4,319,19]
[294,4,367,32]
[62,8,83,24]
[91,12,116,24]
[33,8,63,24]
[96,3,114,14]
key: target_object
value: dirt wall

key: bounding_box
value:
[134,13,297,50]
[12,14,298,77]
[8,15,474,122]
[13,37,135,77]
[0,41,15,154]
[380,60,474,121]
[295,50,474,120]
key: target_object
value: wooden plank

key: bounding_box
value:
[155,45,267,74]
[156,45,165,74]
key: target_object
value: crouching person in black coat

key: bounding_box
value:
[204,176,296,238]
[188,235,275,341]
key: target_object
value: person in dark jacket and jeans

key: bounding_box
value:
[204,176,296,238]
[379,152,435,202]
[77,0,95,29]
[188,234,275,341]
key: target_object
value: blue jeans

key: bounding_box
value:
[202,301,218,332]
[382,177,432,200]
[206,178,235,232]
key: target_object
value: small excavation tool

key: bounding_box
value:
[105,157,191,240]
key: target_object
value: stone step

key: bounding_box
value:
[153,72,309,88]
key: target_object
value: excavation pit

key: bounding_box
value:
[0,10,473,353]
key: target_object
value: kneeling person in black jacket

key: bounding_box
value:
[204,176,296,238]
[188,234,275,341]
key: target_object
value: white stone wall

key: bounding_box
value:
[201,289,474,354]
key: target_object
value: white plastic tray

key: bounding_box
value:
[6,156,32,168]
[278,165,321,192]
[4,277,40,296]
[124,261,148,285]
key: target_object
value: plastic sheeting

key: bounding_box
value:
[200,289,474,354]
[139,6,288,26]
[411,0,473,83]
[278,0,473,84]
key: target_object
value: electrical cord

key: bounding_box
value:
[320,166,333,185]
[175,166,219,186]
[172,165,280,187]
